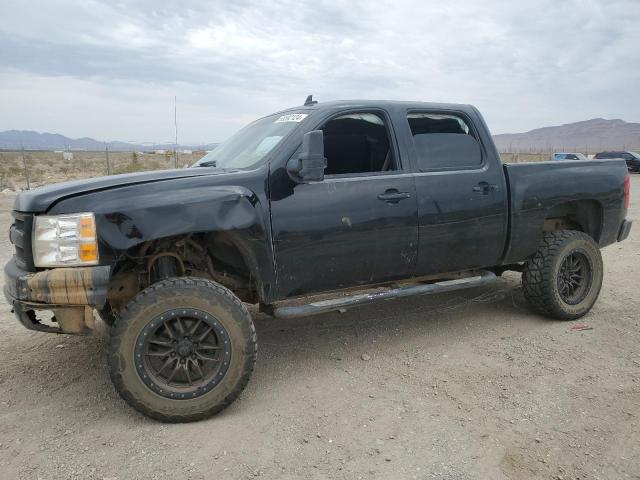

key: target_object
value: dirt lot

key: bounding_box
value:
[0,177,638,480]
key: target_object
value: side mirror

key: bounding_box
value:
[287,130,327,182]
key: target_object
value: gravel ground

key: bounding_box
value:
[0,177,638,480]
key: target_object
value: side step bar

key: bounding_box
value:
[273,270,497,319]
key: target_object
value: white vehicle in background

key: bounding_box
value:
[553,152,589,161]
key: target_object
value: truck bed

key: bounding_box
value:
[501,159,628,264]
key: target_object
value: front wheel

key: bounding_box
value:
[522,230,603,320]
[108,277,257,422]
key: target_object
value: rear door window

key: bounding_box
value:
[407,112,482,171]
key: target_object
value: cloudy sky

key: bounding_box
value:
[1,0,638,144]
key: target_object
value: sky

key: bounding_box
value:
[0,0,639,144]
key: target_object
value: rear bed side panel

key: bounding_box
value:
[501,159,628,264]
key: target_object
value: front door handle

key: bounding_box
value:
[378,189,411,203]
[472,182,498,195]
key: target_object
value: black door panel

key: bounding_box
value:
[270,174,418,298]
[403,110,508,275]
[414,171,506,274]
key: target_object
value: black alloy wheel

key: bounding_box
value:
[134,308,232,400]
[556,251,592,305]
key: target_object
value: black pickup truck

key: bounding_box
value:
[4,98,632,422]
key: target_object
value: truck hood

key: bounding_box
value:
[14,167,231,213]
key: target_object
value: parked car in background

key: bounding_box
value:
[553,152,589,161]
[594,151,640,172]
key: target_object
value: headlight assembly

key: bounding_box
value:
[33,213,99,267]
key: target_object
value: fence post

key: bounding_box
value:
[21,146,30,190]
[174,95,179,168]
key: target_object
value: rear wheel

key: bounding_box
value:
[522,230,603,320]
[108,277,256,422]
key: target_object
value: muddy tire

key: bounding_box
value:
[108,277,257,422]
[522,230,603,320]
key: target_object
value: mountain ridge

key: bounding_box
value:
[0,129,217,152]
[2,117,639,152]
[492,118,640,152]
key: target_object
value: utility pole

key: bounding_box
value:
[174,95,179,168]
[105,144,111,175]
[21,146,30,189]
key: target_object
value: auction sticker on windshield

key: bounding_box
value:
[275,114,308,123]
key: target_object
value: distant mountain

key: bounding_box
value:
[4,118,640,153]
[0,130,218,152]
[493,118,640,153]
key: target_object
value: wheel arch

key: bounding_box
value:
[542,199,604,243]
[105,231,269,312]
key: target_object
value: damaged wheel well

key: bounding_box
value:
[105,233,260,312]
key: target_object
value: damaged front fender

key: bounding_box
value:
[47,172,275,301]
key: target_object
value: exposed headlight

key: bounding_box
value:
[33,213,99,267]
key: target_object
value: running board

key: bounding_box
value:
[272,270,497,319]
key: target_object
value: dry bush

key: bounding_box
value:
[500,152,551,163]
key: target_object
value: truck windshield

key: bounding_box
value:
[193,112,308,169]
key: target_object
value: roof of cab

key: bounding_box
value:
[274,99,477,115]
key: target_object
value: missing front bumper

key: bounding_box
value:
[4,258,110,334]
[11,301,96,334]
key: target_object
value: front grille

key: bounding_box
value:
[10,212,35,271]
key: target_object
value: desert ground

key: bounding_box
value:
[0,175,638,480]
[0,150,206,191]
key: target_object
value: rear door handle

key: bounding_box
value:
[378,189,411,203]
[472,182,498,195]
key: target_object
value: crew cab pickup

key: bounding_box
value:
[4,99,632,422]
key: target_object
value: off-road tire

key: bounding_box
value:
[108,277,257,422]
[522,230,603,320]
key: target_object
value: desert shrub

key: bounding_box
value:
[113,162,150,174]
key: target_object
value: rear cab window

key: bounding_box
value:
[406,112,483,171]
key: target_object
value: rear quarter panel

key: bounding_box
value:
[502,159,628,264]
